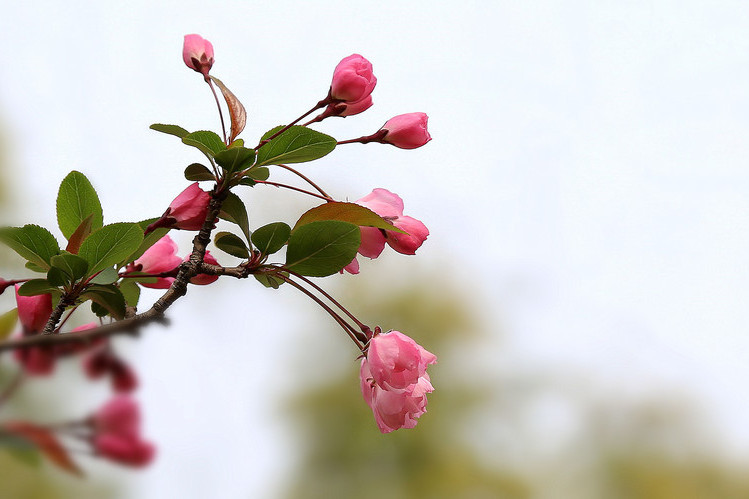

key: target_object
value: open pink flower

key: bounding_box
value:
[380,113,431,149]
[344,189,429,274]
[360,332,436,434]
[187,250,219,285]
[183,34,214,78]
[330,54,377,111]
[131,235,182,289]
[92,396,155,467]
[167,183,211,231]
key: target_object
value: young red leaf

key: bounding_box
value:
[210,76,247,144]
[2,422,83,477]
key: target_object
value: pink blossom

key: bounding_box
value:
[167,183,211,231]
[131,235,182,289]
[366,330,436,390]
[344,189,429,273]
[338,95,373,117]
[182,34,214,78]
[14,322,102,376]
[380,113,431,149]
[360,349,435,434]
[15,286,52,333]
[92,396,155,467]
[187,250,219,285]
[330,54,377,106]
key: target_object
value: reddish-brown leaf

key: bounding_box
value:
[210,76,247,144]
[2,421,84,477]
[66,214,95,254]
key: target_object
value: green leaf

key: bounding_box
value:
[123,218,171,264]
[255,126,336,166]
[251,222,291,256]
[285,221,360,277]
[219,192,251,243]
[254,273,285,289]
[56,171,104,239]
[214,232,250,259]
[182,130,227,158]
[50,253,89,282]
[65,214,95,254]
[246,167,270,181]
[0,225,60,270]
[0,432,41,468]
[229,138,245,148]
[293,202,405,233]
[24,262,47,273]
[17,279,57,297]
[184,163,215,181]
[150,123,189,138]
[81,285,126,320]
[89,267,119,285]
[214,147,256,175]
[46,267,70,287]
[119,279,141,307]
[78,223,143,275]
[0,309,18,342]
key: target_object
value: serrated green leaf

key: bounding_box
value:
[184,163,215,181]
[219,192,251,243]
[182,130,227,159]
[50,253,89,282]
[78,223,143,275]
[0,309,18,341]
[56,171,104,239]
[81,285,126,320]
[150,123,189,138]
[254,273,285,289]
[251,222,291,256]
[214,232,250,258]
[293,202,405,233]
[214,147,256,175]
[0,225,60,270]
[17,279,57,297]
[285,221,360,277]
[255,126,336,166]
[119,279,141,307]
[89,267,119,285]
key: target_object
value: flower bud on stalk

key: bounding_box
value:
[182,34,214,80]
[379,113,432,149]
[128,235,182,289]
[91,396,155,467]
[165,183,212,231]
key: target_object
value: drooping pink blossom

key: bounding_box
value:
[182,34,214,78]
[130,235,182,289]
[167,183,211,231]
[187,250,219,285]
[330,54,377,108]
[366,330,437,390]
[359,335,436,435]
[92,396,155,467]
[344,188,429,273]
[380,113,431,149]
[14,321,103,376]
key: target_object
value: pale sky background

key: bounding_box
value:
[1,1,749,497]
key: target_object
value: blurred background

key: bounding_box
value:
[1,1,749,497]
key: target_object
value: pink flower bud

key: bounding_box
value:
[187,250,219,285]
[92,396,155,467]
[167,183,212,231]
[338,95,373,117]
[182,34,214,78]
[380,113,431,149]
[330,54,377,104]
[13,345,56,376]
[84,349,139,393]
[15,286,52,333]
[366,330,436,390]
[342,189,429,274]
[132,235,182,289]
[360,356,435,434]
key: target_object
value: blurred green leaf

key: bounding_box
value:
[0,225,60,270]
[255,126,336,166]
[285,221,359,276]
[56,171,104,239]
[0,309,18,341]
[252,222,291,256]
[184,163,215,181]
[78,223,143,274]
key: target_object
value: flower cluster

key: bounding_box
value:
[360,330,437,433]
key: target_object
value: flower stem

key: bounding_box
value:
[276,164,332,199]
[254,97,331,151]
[254,180,333,202]
[207,78,228,145]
